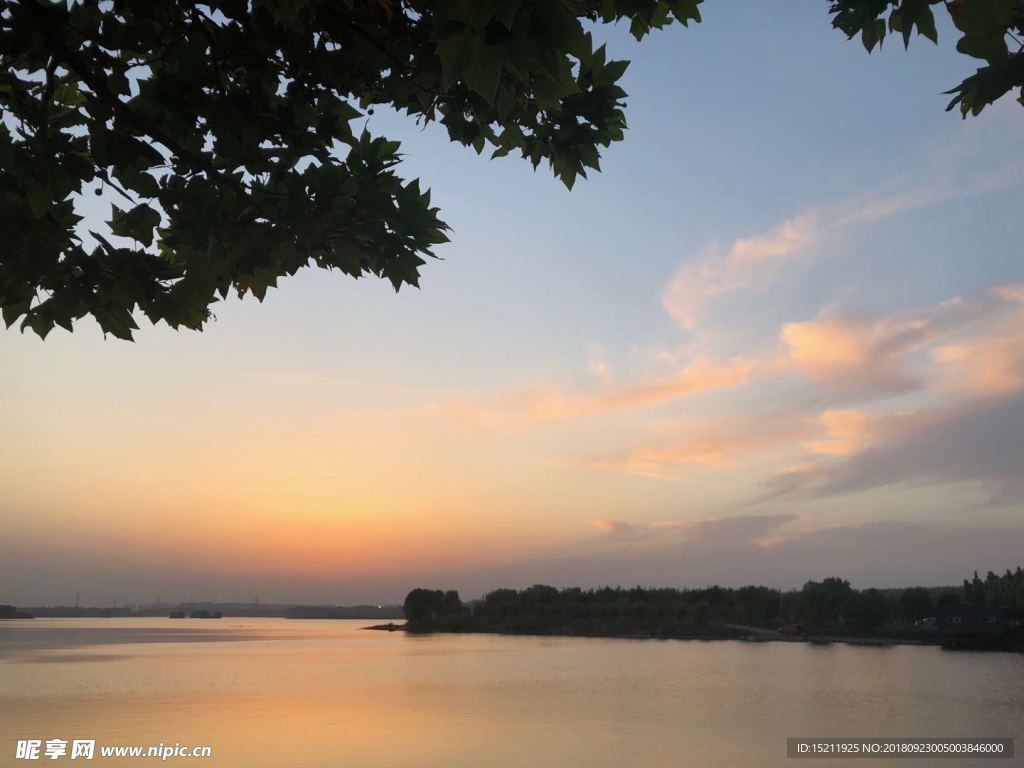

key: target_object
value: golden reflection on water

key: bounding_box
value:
[1,619,1021,767]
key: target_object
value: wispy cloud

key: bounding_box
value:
[585,342,614,385]
[662,215,820,330]
[439,355,758,431]
[993,283,1024,304]
[584,413,812,478]
[661,166,1021,332]
[591,513,799,546]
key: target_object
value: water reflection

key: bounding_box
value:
[0,619,1020,767]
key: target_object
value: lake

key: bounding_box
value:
[0,618,1020,767]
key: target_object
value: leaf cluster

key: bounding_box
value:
[829,0,1024,116]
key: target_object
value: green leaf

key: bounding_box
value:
[915,7,938,45]
[493,0,522,29]
[93,306,139,341]
[2,300,31,329]
[436,25,476,90]
[949,0,1016,62]
[466,48,503,104]
[24,183,52,219]
[670,0,703,26]
[111,203,161,246]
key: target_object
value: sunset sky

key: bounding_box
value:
[2,1,1022,606]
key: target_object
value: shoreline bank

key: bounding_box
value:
[366,623,1024,652]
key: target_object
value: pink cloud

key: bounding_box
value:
[992,283,1024,304]
[662,214,819,330]
[585,414,814,478]
[780,299,984,398]
[440,355,758,431]
[932,309,1024,398]
[804,409,875,457]
[661,167,1021,333]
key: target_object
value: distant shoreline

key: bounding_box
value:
[11,604,405,620]
[397,578,1024,653]
[367,623,1024,652]
[365,622,945,648]
[0,606,34,620]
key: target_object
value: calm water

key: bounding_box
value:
[0,618,1021,767]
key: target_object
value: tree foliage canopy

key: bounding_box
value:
[0,0,1018,340]
[829,0,1024,115]
[0,0,701,339]
[402,577,994,638]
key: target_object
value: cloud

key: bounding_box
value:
[440,355,758,431]
[580,285,1024,487]
[586,342,613,385]
[780,298,988,399]
[586,413,812,478]
[590,518,651,541]
[933,338,1024,398]
[993,283,1024,304]
[663,215,820,330]
[599,356,757,410]
[782,312,915,396]
[762,294,1024,503]
[661,166,1021,333]
[804,409,875,457]
[932,307,1024,398]
[591,514,798,543]
[830,181,954,229]
[766,392,1024,504]
[748,289,1024,503]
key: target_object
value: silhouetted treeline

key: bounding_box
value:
[963,568,1024,617]
[22,606,144,618]
[403,572,1022,639]
[0,605,33,619]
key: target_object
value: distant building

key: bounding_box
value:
[937,605,1008,636]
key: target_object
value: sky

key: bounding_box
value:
[2,1,1023,606]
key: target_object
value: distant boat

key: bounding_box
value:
[168,611,186,619]
[188,610,222,619]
